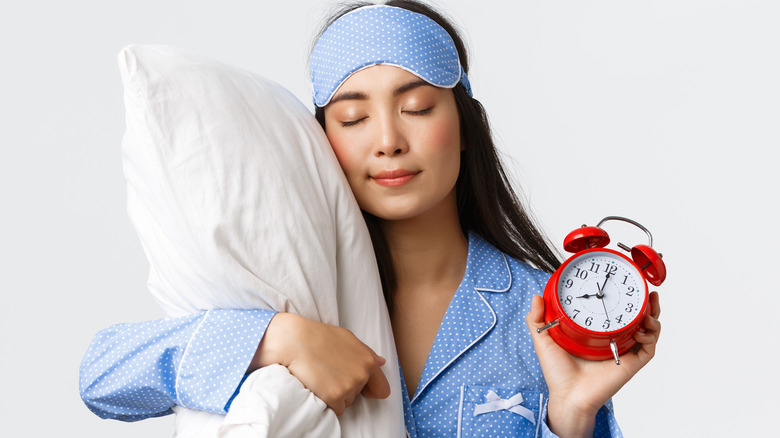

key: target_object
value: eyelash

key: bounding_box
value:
[406,108,432,116]
[339,108,432,127]
[340,117,366,127]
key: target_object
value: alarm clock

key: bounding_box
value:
[538,216,666,364]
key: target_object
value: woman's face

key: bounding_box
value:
[323,65,462,222]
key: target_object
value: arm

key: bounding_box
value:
[80,310,389,421]
[527,292,662,438]
[79,309,275,421]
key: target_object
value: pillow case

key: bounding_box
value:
[119,44,403,437]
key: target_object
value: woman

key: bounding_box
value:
[81,1,661,436]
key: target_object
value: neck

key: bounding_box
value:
[380,190,469,297]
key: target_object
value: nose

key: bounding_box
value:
[374,114,409,157]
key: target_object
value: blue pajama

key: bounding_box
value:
[398,233,621,437]
[79,309,275,421]
[79,234,621,437]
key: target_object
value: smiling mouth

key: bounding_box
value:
[371,170,420,187]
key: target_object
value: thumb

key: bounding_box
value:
[526,294,570,370]
[526,294,546,331]
[526,295,561,351]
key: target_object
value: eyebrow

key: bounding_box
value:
[393,79,431,96]
[329,79,432,105]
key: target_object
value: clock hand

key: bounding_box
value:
[599,291,611,321]
[578,272,612,299]
[598,272,611,324]
[596,272,611,299]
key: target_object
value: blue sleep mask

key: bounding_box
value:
[310,4,472,107]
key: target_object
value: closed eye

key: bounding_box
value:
[405,108,432,116]
[341,117,367,127]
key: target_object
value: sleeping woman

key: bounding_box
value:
[81,1,661,437]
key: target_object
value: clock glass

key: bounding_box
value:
[557,250,646,333]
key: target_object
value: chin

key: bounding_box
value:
[359,191,456,223]
[361,201,423,222]
[370,209,419,222]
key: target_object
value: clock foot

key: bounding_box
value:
[610,340,621,365]
[537,319,559,333]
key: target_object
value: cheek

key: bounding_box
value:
[430,123,458,150]
[326,132,362,181]
[422,115,462,173]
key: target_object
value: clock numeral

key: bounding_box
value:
[585,317,593,327]
[564,279,573,289]
[589,262,600,273]
[625,303,634,313]
[625,286,635,297]
[564,295,573,305]
[615,314,624,324]
[622,275,629,285]
[574,268,588,280]
[602,319,611,329]
[605,265,618,276]
[572,309,581,319]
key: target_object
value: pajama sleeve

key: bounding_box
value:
[79,309,276,421]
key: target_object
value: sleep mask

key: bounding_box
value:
[310,4,472,107]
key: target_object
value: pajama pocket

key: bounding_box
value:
[457,385,543,438]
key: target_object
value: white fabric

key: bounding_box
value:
[119,44,403,437]
[172,366,341,438]
[220,365,341,438]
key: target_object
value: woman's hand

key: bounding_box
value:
[249,313,391,416]
[526,292,661,437]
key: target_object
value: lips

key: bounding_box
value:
[371,169,420,187]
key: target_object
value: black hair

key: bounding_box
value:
[313,0,561,312]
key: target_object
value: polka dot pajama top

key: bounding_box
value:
[79,233,622,437]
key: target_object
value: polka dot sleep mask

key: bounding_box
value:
[310,4,473,107]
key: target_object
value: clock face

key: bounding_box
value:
[557,250,646,333]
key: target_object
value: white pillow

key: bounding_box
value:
[119,44,403,437]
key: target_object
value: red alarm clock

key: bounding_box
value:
[538,216,666,364]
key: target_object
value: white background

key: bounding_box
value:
[1,0,777,436]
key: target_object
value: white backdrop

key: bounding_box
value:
[1,1,777,436]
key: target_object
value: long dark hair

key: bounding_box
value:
[314,0,561,311]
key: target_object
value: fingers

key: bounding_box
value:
[281,318,391,415]
[635,312,661,343]
[331,346,385,410]
[649,291,661,319]
[632,309,661,365]
[331,401,346,417]
[361,359,391,399]
[634,292,661,349]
